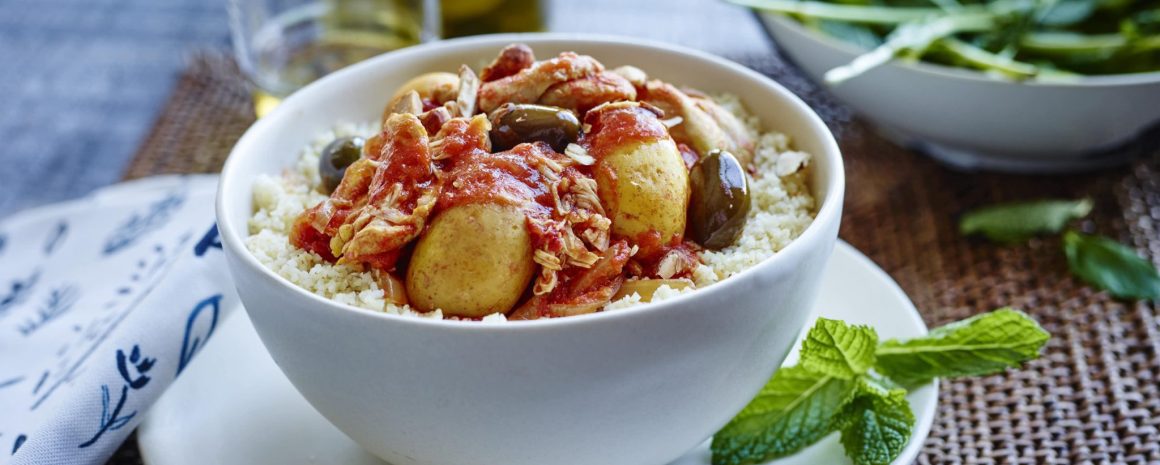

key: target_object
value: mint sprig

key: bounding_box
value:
[876,308,1050,387]
[800,318,878,379]
[836,377,915,465]
[712,309,1049,465]
[711,366,854,465]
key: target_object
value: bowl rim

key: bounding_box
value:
[216,32,845,331]
[760,12,1160,88]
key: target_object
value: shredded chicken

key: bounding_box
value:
[510,241,632,320]
[611,65,648,92]
[387,90,423,115]
[643,80,755,166]
[290,113,438,270]
[455,65,480,117]
[430,114,491,163]
[538,71,637,114]
[480,43,536,82]
[478,51,604,113]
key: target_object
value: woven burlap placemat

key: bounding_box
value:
[111,51,1160,465]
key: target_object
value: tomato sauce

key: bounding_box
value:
[582,103,668,159]
[436,142,559,214]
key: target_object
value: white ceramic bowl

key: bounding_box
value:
[216,33,844,465]
[760,13,1160,173]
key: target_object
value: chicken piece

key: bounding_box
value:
[418,105,453,135]
[290,113,438,271]
[644,81,755,167]
[338,114,438,268]
[611,65,648,93]
[538,71,637,114]
[430,114,491,164]
[455,64,481,117]
[289,157,377,261]
[508,240,631,320]
[481,43,536,82]
[683,87,756,165]
[384,72,460,122]
[386,90,423,116]
[477,52,604,113]
[388,65,480,135]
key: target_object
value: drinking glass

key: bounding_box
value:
[440,0,546,39]
[229,0,439,116]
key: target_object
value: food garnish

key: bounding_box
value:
[1063,230,1160,300]
[959,198,1092,242]
[712,309,1049,465]
[960,198,1159,300]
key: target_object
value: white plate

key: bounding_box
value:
[138,242,936,465]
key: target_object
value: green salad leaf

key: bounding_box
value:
[800,318,879,379]
[729,0,1160,80]
[1062,231,1160,300]
[836,377,915,465]
[815,20,885,49]
[710,365,855,465]
[959,198,1092,243]
[825,13,997,84]
[1035,0,1097,27]
[875,308,1050,387]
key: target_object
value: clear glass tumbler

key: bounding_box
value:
[229,0,439,116]
[440,0,546,39]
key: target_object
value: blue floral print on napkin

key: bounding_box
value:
[0,176,238,465]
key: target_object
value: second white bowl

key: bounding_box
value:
[761,14,1160,173]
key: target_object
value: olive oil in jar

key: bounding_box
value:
[440,0,546,38]
[237,0,427,116]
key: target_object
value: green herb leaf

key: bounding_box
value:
[800,318,879,379]
[875,308,1050,387]
[711,365,855,465]
[959,198,1092,242]
[835,377,915,465]
[1062,231,1160,300]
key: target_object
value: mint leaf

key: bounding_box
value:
[959,198,1092,243]
[711,365,855,465]
[1063,230,1160,300]
[800,317,878,379]
[836,377,915,465]
[875,308,1049,387]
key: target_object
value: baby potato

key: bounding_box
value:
[386,72,460,113]
[595,137,689,246]
[406,203,535,317]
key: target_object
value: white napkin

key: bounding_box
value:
[0,175,237,465]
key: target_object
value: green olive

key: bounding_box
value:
[319,136,365,194]
[489,103,580,152]
[688,149,750,250]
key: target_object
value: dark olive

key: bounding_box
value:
[688,149,751,249]
[319,136,365,193]
[489,103,580,152]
